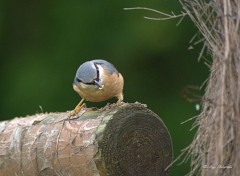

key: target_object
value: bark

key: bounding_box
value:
[0,103,172,176]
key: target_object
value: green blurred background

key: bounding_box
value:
[0,0,208,175]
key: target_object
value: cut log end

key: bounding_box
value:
[95,103,173,176]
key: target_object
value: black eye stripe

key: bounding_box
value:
[82,80,97,85]
[84,82,95,85]
[93,62,100,82]
[76,78,82,82]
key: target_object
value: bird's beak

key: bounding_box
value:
[94,80,104,90]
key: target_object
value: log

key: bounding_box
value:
[0,103,173,176]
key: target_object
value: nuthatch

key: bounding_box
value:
[71,59,124,115]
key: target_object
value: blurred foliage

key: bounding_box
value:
[0,0,209,175]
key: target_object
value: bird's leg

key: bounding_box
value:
[116,93,124,105]
[70,99,85,116]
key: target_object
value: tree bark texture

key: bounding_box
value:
[0,103,172,176]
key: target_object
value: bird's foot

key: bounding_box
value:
[116,100,124,106]
[69,99,85,117]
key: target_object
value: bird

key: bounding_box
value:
[70,59,124,116]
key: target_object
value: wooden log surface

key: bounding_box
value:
[0,103,173,176]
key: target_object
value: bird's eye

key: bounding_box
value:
[84,80,96,85]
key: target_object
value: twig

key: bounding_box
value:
[124,7,187,21]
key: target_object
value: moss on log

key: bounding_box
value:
[0,103,172,176]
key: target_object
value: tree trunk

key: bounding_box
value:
[0,103,172,176]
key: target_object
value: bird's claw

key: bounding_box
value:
[69,99,85,117]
